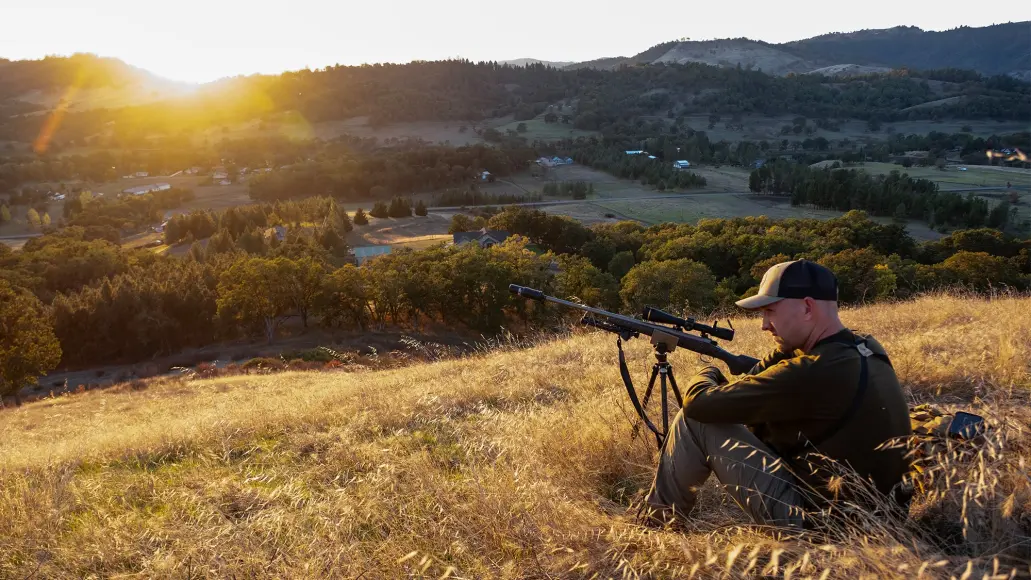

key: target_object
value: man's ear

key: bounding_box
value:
[803,297,816,318]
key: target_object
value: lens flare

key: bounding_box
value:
[985,148,1028,163]
[33,71,84,155]
[278,110,314,140]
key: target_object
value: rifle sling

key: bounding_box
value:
[776,337,887,458]
[617,338,665,447]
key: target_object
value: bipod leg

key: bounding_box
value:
[660,366,669,439]
[617,338,666,449]
[667,364,682,409]
[631,364,661,441]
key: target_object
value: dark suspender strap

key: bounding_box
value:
[778,339,871,457]
[617,338,665,448]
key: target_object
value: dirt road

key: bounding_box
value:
[430,192,713,212]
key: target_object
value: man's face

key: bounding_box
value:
[759,298,814,352]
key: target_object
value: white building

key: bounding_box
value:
[122,183,172,195]
[672,160,691,170]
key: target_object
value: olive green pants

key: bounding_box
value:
[644,410,805,528]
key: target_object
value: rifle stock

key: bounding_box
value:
[509,284,759,375]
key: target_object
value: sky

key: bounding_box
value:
[3,1,1029,83]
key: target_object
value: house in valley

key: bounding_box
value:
[453,227,511,248]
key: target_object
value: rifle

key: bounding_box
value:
[509,284,759,448]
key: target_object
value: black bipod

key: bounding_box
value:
[616,330,683,450]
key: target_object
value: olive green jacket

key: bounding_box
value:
[681,329,912,506]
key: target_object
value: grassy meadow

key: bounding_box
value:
[0,293,1029,578]
[848,163,1031,190]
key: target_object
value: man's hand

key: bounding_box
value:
[680,365,727,408]
[695,365,728,386]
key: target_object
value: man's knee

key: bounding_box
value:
[670,416,805,527]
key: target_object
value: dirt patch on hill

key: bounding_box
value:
[807,64,892,77]
[901,96,965,112]
[653,39,816,75]
[347,214,451,246]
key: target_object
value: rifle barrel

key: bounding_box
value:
[509,285,759,375]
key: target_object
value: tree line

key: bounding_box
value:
[433,187,541,207]
[749,161,1015,231]
[0,134,324,195]
[2,206,1029,400]
[247,142,535,202]
[369,197,427,218]
[4,56,1029,149]
[163,197,352,247]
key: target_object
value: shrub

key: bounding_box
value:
[241,357,286,372]
[280,348,336,363]
[369,202,388,219]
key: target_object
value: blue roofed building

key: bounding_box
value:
[352,245,393,265]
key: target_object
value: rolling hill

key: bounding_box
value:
[567,22,1031,78]
[1,22,1028,147]
[0,53,193,112]
[784,23,1031,77]
[651,38,816,75]
[0,293,1028,577]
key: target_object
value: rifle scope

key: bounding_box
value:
[641,306,735,341]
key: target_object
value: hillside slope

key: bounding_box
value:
[570,22,1031,77]
[0,53,193,113]
[1,293,1029,577]
[784,23,1031,77]
[652,38,816,75]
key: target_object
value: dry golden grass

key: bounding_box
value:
[1,293,1029,578]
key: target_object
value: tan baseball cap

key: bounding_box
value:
[736,259,839,310]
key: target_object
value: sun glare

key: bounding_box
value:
[145,59,241,84]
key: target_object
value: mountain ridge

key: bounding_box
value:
[3,21,1026,94]
[563,22,1030,78]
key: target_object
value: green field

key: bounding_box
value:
[482,164,752,200]
[679,114,1030,145]
[194,107,602,147]
[490,117,599,141]
[187,113,1031,149]
[552,193,942,241]
[851,163,1031,189]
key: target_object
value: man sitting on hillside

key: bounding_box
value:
[643,260,912,528]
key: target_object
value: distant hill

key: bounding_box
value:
[564,41,679,71]
[783,23,1031,77]
[0,53,190,108]
[499,58,575,68]
[651,38,815,75]
[568,22,1031,78]
[564,39,823,75]
[1,26,1028,146]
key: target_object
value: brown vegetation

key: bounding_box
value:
[0,293,1028,577]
